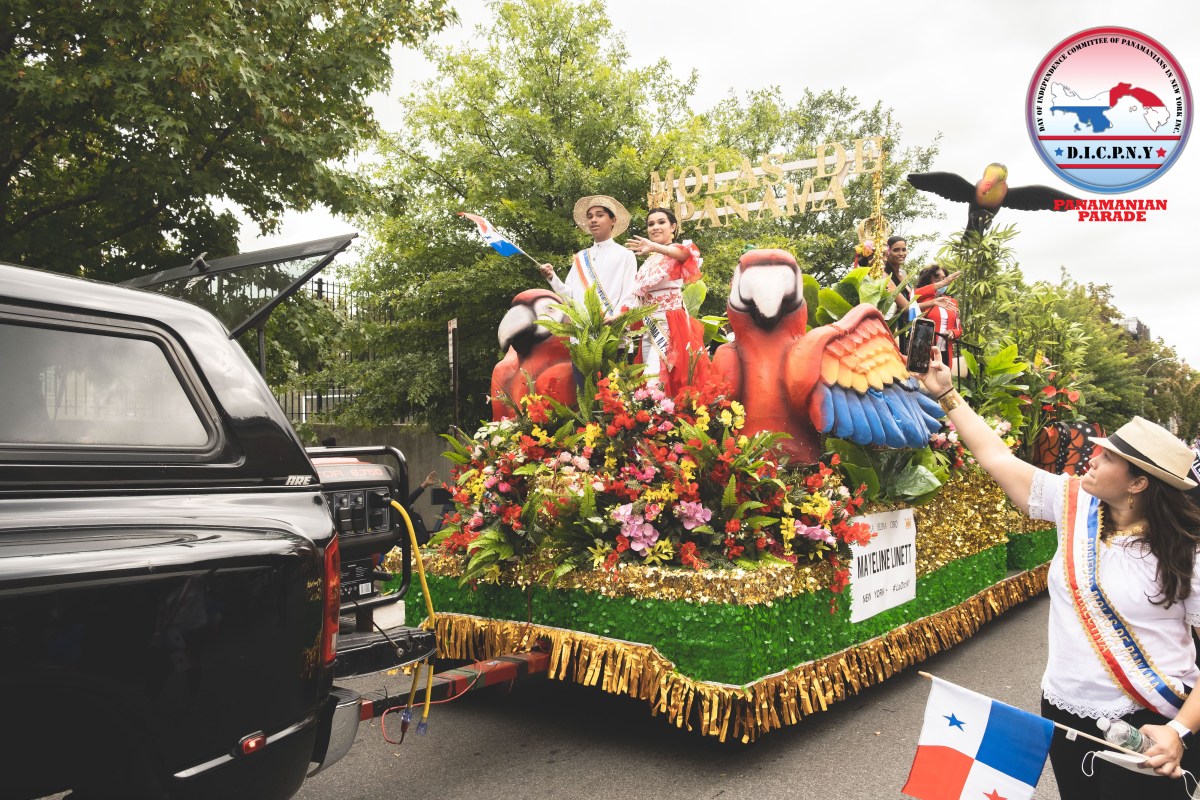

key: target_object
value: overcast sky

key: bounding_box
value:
[243,0,1200,368]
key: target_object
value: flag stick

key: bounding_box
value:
[512,245,546,269]
[917,671,1145,757]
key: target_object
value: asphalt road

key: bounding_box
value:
[298,593,1060,800]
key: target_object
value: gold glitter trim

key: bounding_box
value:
[426,564,1048,743]
[418,469,1042,605]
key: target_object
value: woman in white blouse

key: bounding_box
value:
[919,348,1200,798]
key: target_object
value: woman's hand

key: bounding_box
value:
[421,470,438,489]
[937,271,962,289]
[538,263,557,281]
[915,346,953,396]
[1139,723,1186,778]
[625,235,657,257]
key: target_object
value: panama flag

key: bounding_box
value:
[903,677,1054,800]
[459,212,521,257]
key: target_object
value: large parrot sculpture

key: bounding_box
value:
[907,163,1081,234]
[490,289,576,421]
[712,249,943,463]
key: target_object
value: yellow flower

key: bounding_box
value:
[583,423,602,448]
[782,497,794,515]
[780,516,795,554]
[642,484,678,504]
[530,425,553,445]
[737,435,749,448]
[679,458,697,481]
[800,493,832,520]
[642,538,675,566]
[731,400,745,417]
[720,409,733,427]
[588,541,613,569]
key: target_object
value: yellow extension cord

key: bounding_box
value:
[390,499,437,726]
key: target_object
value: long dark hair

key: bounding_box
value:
[916,265,944,288]
[1123,462,1200,607]
[884,236,906,281]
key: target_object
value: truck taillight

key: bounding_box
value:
[322,536,341,665]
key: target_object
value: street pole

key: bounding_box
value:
[1140,357,1173,418]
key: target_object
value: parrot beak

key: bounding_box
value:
[729,264,802,330]
[498,303,549,353]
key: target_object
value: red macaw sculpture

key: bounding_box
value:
[490,289,576,421]
[711,249,942,463]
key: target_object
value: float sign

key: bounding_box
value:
[849,509,917,623]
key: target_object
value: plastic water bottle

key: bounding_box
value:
[1097,717,1154,753]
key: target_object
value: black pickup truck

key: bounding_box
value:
[0,253,434,799]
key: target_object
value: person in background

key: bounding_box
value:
[619,207,707,393]
[914,264,962,365]
[918,349,1200,798]
[538,194,637,320]
[405,470,438,545]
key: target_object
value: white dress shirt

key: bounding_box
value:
[547,237,637,314]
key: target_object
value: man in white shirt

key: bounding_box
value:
[538,194,636,317]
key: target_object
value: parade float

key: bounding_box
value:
[394,140,1064,743]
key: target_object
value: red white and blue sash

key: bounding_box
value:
[573,248,614,316]
[1062,479,1187,716]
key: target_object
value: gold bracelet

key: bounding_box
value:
[938,389,962,414]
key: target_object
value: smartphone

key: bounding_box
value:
[906,318,936,373]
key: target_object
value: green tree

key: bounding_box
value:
[337,0,697,429]
[334,0,942,430]
[2,0,452,280]
[688,88,940,307]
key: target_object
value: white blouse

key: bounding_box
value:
[1030,469,1200,718]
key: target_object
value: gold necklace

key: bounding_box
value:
[1098,505,1149,542]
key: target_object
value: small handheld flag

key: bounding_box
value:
[903,676,1053,800]
[458,212,522,257]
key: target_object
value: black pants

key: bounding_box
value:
[1041,697,1199,799]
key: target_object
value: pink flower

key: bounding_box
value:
[674,501,712,530]
[659,398,675,414]
[498,481,512,494]
[797,525,836,546]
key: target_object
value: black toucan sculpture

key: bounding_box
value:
[907,163,1080,234]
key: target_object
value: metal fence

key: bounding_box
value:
[274,384,357,424]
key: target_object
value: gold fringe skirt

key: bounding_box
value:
[427,564,1048,743]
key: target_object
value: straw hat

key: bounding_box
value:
[1091,416,1198,490]
[573,195,631,237]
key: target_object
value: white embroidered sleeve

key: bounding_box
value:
[1026,469,1064,523]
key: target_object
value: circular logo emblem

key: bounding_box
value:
[1026,27,1191,193]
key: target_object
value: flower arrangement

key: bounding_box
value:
[433,289,871,596]
[436,373,871,592]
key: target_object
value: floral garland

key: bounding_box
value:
[435,367,872,596]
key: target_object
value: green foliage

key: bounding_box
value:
[812,267,896,327]
[536,287,653,417]
[959,342,1028,429]
[825,438,947,505]
[333,0,697,428]
[2,0,452,280]
[328,0,940,429]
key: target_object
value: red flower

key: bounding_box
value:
[1066,389,1080,402]
[830,453,841,466]
[615,534,630,554]
[829,567,850,594]
[725,519,741,534]
[1041,385,1058,397]
[680,542,709,571]
[635,409,651,424]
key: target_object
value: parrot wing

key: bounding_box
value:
[789,305,942,449]
[1002,184,1081,211]
[906,171,976,204]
